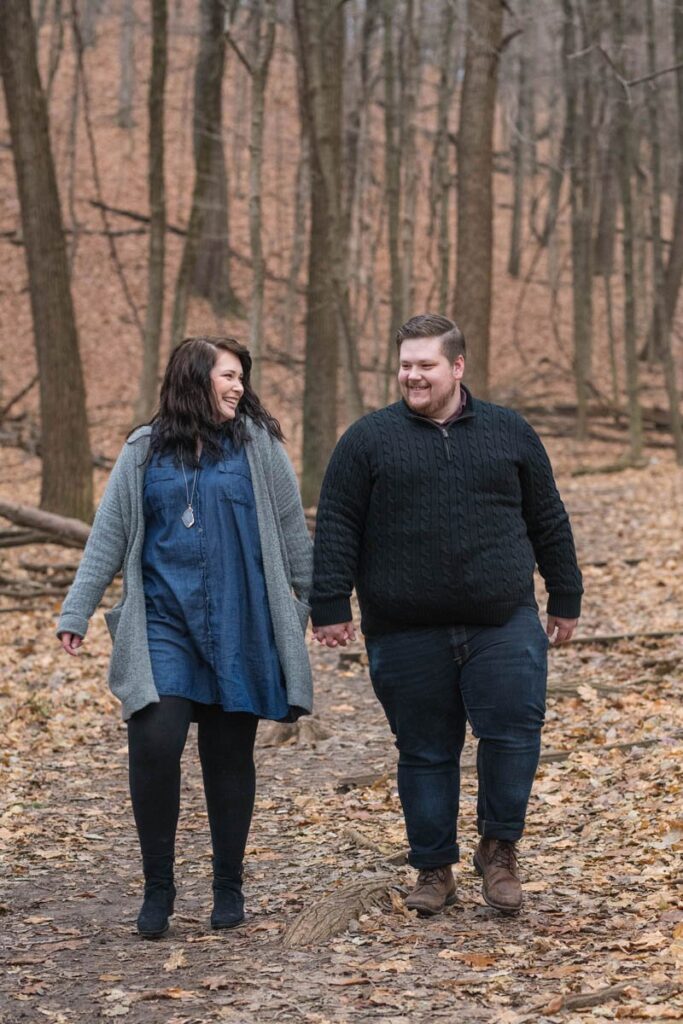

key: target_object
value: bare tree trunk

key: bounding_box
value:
[117,0,135,129]
[562,0,594,440]
[45,0,65,104]
[453,0,503,398]
[247,0,276,391]
[540,87,568,249]
[507,34,526,279]
[663,1,683,341]
[189,0,240,318]
[294,0,363,503]
[294,0,342,505]
[593,120,618,279]
[65,41,81,269]
[613,0,643,462]
[135,0,167,423]
[644,0,683,462]
[282,131,309,351]
[0,0,93,521]
[79,0,102,47]
[430,0,455,312]
[171,0,238,344]
[382,0,402,403]
[398,0,420,316]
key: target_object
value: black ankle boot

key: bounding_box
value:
[211,864,244,930]
[137,881,176,938]
[137,855,175,939]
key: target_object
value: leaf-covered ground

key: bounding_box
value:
[0,439,681,1024]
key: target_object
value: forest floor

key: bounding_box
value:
[1,14,682,1020]
[0,429,682,1024]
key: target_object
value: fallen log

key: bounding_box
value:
[336,733,680,791]
[283,875,392,947]
[0,529,54,548]
[519,400,681,433]
[0,500,90,547]
[571,629,683,645]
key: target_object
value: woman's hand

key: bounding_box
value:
[59,632,83,656]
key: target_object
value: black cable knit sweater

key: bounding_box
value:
[311,391,583,636]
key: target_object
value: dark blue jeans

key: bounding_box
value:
[365,606,548,869]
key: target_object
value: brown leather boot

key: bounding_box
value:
[405,865,456,917]
[473,838,522,913]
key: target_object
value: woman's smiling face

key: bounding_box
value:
[210,350,245,422]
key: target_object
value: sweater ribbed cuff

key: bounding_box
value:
[56,612,90,639]
[310,596,353,628]
[547,592,582,620]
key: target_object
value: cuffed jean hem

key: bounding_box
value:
[408,845,460,870]
[478,818,525,841]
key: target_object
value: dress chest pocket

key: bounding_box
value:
[217,463,254,507]
[143,468,181,513]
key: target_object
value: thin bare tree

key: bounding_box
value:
[135,0,168,423]
[644,0,683,462]
[246,0,276,390]
[294,0,363,504]
[612,0,643,462]
[0,0,93,520]
[118,0,136,129]
[453,0,503,397]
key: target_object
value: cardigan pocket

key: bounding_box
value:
[292,594,311,635]
[104,603,123,640]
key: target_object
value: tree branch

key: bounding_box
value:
[628,60,683,87]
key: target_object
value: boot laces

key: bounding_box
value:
[417,866,450,888]
[490,841,518,871]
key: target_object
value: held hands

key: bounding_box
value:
[546,615,578,645]
[312,621,357,648]
[59,632,83,656]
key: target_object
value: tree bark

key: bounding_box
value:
[562,0,594,440]
[135,0,168,423]
[453,0,503,398]
[0,0,93,521]
[398,0,420,318]
[613,0,643,462]
[117,0,135,129]
[188,0,239,319]
[294,0,356,505]
[431,0,455,311]
[382,0,403,403]
[644,0,683,463]
[507,35,526,280]
[247,0,276,391]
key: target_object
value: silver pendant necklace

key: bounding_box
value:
[179,453,198,528]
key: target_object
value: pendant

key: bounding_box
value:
[181,505,195,528]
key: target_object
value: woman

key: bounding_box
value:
[57,336,312,938]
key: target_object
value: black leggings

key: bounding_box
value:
[127,696,258,876]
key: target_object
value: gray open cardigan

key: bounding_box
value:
[57,422,313,720]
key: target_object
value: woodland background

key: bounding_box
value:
[0,1,682,1022]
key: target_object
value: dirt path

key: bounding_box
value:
[1,455,682,1023]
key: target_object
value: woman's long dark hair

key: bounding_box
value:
[143,336,284,465]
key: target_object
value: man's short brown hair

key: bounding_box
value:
[395,313,466,363]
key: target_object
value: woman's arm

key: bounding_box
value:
[57,445,132,641]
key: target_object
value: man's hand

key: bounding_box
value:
[59,632,83,656]
[312,622,357,648]
[546,616,578,645]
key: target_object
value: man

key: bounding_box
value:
[311,313,582,917]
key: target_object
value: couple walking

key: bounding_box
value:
[58,315,582,938]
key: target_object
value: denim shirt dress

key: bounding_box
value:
[141,436,289,720]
